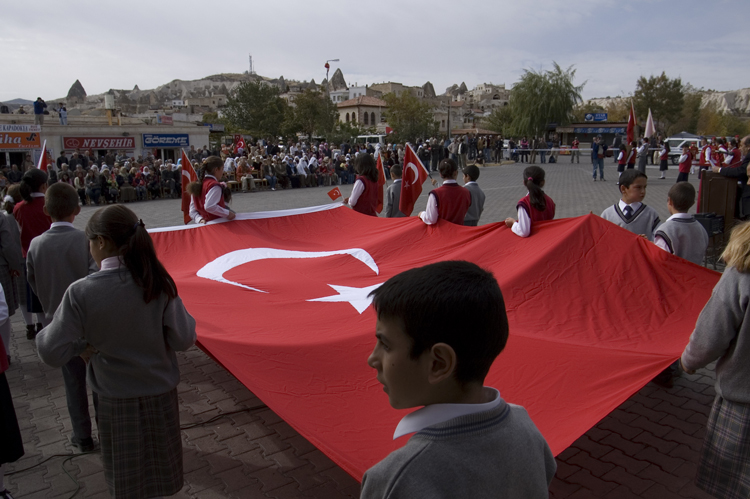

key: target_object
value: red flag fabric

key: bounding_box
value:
[398,145,430,216]
[180,149,198,225]
[150,206,719,480]
[233,135,246,155]
[375,153,386,213]
[327,187,342,201]
[37,140,52,172]
[627,102,637,144]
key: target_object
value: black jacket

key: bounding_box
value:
[719,153,750,217]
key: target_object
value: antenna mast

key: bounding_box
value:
[248,54,256,75]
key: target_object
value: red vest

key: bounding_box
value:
[13,196,52,257]
[626,148,636,165]
[618,151,627,165]
[517,194,556,223]
[727,147,742,168]
[699,145,711,167]
[679,151,692,173]
[432,183,471,225]
[659,148,668,161]
[194,177,226,222]
[353,176,378,216]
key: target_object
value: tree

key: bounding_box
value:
[571,102,605,123]
[285,90,339,139]
[483,105,513,136]
[382,92,437,143]
[668,90,702,135]
[633,72,684,135]
[508,62,584,138]
[224,81,287,138]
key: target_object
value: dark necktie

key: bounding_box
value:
[623,206,633,219]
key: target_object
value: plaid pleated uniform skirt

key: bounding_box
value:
[696,394,750,499]
[97,388,183,499]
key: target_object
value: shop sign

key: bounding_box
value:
[63,136,136,149]
[143,133,190,147]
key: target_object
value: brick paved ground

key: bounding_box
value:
[5,158,719,498]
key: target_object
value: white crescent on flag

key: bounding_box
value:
[404,162,419,187]
[196,247,383,313]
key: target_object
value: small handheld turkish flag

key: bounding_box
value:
[627,101,637,144]
[399,144,430,216]
[328,187,342,201]
[37,140,52,172]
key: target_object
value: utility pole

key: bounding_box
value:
[248,54,255,75]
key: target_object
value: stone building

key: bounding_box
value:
[337,96,387,128]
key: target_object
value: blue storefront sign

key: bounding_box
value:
[143,133,190,148]
[574,127,625,134]
[584,113,608,122]
[202,123,225,132]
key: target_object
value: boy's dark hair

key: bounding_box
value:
[523,166,547,211]
[19,168,48,203]
[463,164,480,182]
[369,260,508,385]
[438,158,458,178]
[618,169,647,189]
[390,164,402,178]
[45,183,79,220]
[355,154,379,182]
[669,182,696,212]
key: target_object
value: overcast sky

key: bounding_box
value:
[2,0,748,103]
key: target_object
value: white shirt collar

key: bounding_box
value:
[464,181,476,186]
[393,387,502,439]
[100,256,124,271]
[618,200,642,212]
[31,192,45,198]
[50,221,75,229]
[393,179,402,183]
[442,179,458,185]
[666,212,692,221]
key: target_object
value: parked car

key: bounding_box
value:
[666,135,701,164]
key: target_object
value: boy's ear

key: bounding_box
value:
[42,206,49,217]
[74,205,81,216]
[427,343,457,384]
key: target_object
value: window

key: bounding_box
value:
[346,113,350,123]
[364,112,369,125]
[442,120,446,128]
[352,112,357,123]
[370,112,375,125]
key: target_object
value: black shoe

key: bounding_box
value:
[36,322,44,334]
[71,436,95,453]
[26,324,37,340]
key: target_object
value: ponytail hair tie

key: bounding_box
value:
[133,219,145,230]
[527,177,534,181]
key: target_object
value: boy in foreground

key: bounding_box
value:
[654,182,709,265]
[362,261,556,498]
[600,169,660,241]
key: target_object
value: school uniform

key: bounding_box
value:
[463,181,486,226]
[36,257,196,498]
[659,145,669,172]
[512,193,556,237]
[617,150,627,173]
[419,180,471,225]
[654,213,709,265]
[676,151,692,183]
[0,291,24,467]
[384,179,405,218]
[189,175,230,223]
[600,200,661,242]
[626,147,636,169]
[13,193,51,315]
[349,176,378,217]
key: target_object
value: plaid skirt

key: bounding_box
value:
[696,395,750,499]
[97,388,183,499]
[0,372,25,464]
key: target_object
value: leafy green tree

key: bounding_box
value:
[508,62,584,138]
[224,81,287,138]
[285,90,339,139]
[327,121,364,146]
[633,72,684,135]
[382,92,437,143]
[483,106,513,136]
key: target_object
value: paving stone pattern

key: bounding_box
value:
[6,158,717,497]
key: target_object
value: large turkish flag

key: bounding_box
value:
[150,205,719,480]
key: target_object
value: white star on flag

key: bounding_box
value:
[308,283,384,314]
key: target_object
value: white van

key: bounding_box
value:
[357,134,386,147]
[666,135,700,165]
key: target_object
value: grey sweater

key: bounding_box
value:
[360,402,556,499]
[600,204,661,242]
[654,216,709,265]
[384,180,406,218]
[36,268,196,398]
[463,182,486,224]
[27,224,97,319]
[682,267,750,403]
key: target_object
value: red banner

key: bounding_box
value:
[150,208,719,480]
[62,137,136,149]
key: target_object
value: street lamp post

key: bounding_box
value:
[325,59,340,97]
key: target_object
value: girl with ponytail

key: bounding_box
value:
[505,166,556,237]
[36,204,196,498]
[13,168,51,338]
[187,156,235,224]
